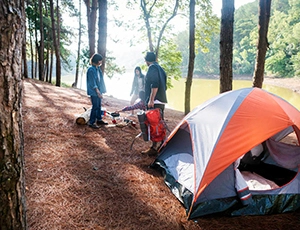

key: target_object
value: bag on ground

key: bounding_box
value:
[144,108,166,142]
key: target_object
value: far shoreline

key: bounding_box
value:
[190,74,300,94]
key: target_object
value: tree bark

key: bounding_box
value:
[74,0,83,88]
[22,16,28,79]
[253,0,271,88]
[0,0,27,229]
[55,0,61,86]
[141,0,155,52]
[84,0,98,57]
[155,0,179,58]
[219,0,234,93]
[28,0,35,79]
[34,1,38,79]
[38,0,45,81]
[98,0,107,73]
[140,0,179,57]
[49,0,61,86]
[49,49,54,83]
[185,0,195,115]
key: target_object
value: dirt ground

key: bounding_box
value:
[263,76,300,93]
[23,78,300,230]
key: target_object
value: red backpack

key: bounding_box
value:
[144,108,166,142]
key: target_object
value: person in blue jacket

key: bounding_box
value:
[86,53,108,129]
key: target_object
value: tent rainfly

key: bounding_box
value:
[152,87,300,219]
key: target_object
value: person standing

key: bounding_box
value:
[86,53,108,129]
[141,51,168,156]
[130,66,145,116]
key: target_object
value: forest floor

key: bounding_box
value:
[23,77,300,230]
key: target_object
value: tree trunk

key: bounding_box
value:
[0,0,27,229]
[219,0,234,93]
[141,0,154,52]
[84,0,98,57]
[141,0,179,57]
[50,0,61,86]
[45,43,50,82]
[253,0,271,88]
[38,0,45,81]
[185,0,195,115]
[49,49,53,83]
[28,13,35,79]
[45,3,50,83]
[55,0,61,87]
[74,0,83,88]
[33,1,38,80]
[98,0,107,73]
[22,17,28,79]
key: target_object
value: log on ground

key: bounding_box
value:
[76,108,91,125]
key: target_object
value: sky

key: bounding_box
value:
[66,0,257,68]
[69,0,257,95]
[106,0,257,67]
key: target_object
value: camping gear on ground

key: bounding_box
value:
[76,107,107,125]
[137,111,148,141]
[110,112,120,118]
[151,87,300,219]
[137,108,166,142]
[131,109,167,150]
[144,108,166,142]
[75,107,121,125]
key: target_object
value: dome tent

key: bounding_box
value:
[152,87,300,219]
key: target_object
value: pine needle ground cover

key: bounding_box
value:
[23,78,300,230]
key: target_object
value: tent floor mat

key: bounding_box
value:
[238,162,296,186]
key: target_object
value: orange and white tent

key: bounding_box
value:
[152,87,300,218]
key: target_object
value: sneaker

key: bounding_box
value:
[141,147,158,156]
[97,120,108,125]
[88,123,99,129]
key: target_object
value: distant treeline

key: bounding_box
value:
[178,0,300,78]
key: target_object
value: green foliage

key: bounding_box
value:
[176,0,300,78]
[264,2,300,78]
[25,0,76,76]
[175,0,219,75]
[194,32,220,75]
[272,0,289,14]
[233,1,258,75]
[291,52,300,77]
[80,47,125,79]
[139,41,182,89]
[105,55,126,79]
[126,0,181,50]
[176,31,189,68]
[194,1,219,51]
[265,50,290,77]
[158,42,182,89]
[79,48,91,70]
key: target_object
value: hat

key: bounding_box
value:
[145,52,156,62]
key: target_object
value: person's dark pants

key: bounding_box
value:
[89,95,102,124]
[153,104,165,119]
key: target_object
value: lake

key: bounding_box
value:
[65,73,300,112]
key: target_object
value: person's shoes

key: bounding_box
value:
[141,147,158,156]
[97,120,108,125]
[88,123,99,129]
